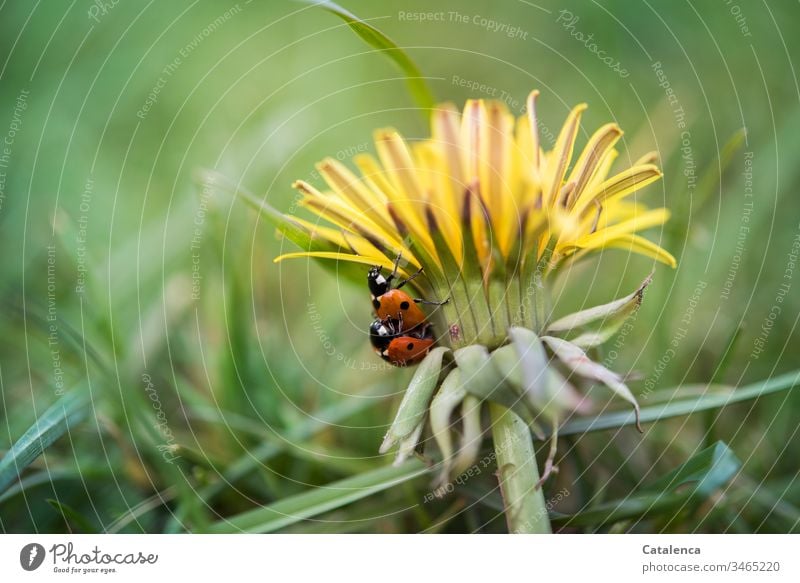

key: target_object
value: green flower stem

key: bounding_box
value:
[489,403,552,534]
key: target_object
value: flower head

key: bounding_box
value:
[271,90,675,493]
[276,90,674,349]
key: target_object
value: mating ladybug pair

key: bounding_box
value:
[367,257,447,367]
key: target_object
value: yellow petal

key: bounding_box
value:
[431,102,465,195]
[339,230,420,269]
[522,203,549,258]
[373,129,438,262]
[572,163,662,216]
[566,123,622,206]
[273,251,408,273]
[289,216,349,248]
[374,129,425,202]
[460,101,491,266]
[413,142,463,262]
[585,147,618,192]
[634,151,659,166]
[543,103,587,208]
[569,207,671,251]
[316,158,394,233]
[479,101,516,257]
[294,180,404,250]
[461,99,482,182]
[602,234,676,267]
[526,90,542,175]
[353,153,399,200]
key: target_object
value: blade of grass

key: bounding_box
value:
[711,325,745,386]
[281,490,415,533]
[47,499,98,534]
[693,127,747,212]
[106,488,177,534]
[549,370,800,438]
[204,458,428,533]
[552,441,740,528]
[299,0,436,116]
[164,382,394,532]
[0,388,91,494]
[705,324,745,447]
[0,469,81,504]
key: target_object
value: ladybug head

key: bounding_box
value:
[367,266,390,297]
[368,317,397,351]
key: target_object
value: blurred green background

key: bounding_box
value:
[1,0,798,533]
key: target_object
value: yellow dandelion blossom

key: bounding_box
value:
[275,90,675,348]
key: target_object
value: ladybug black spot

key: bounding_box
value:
[406,342,414,351]
[400,301,410,310]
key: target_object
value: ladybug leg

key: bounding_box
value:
[391,252,403,275]
[413,297,450,306]
[389,251,424,290]
[394,311,425,337]
[395,267,424,290]
[383,252,404,288]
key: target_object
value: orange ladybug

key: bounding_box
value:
[367,256,447,331]
[369,318,434,367]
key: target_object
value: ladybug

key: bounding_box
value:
[369,317,435,367]
[367,256,448,331]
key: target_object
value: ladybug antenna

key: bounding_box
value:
[391,252,403,278]
[396,267,424,290]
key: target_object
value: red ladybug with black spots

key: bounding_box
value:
[367,256,447,330]
[367,256,447,366]
[368,317,434,367]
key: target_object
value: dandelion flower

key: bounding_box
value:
[276,90,674,350]
[271,90,675,533]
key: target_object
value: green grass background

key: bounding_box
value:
[0,0,798,533]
